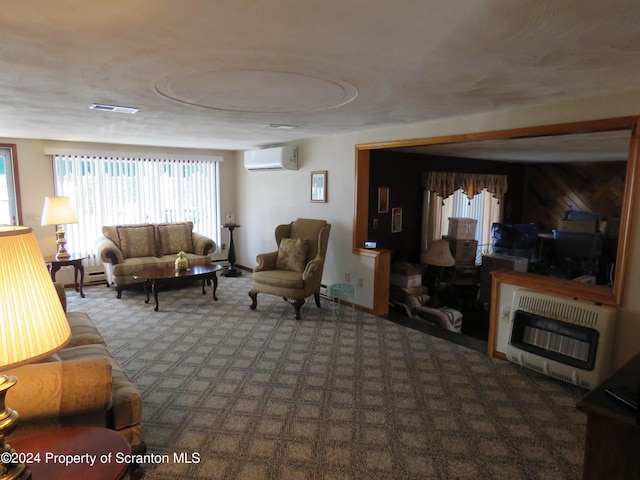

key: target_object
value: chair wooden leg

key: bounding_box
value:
[249,290,258,310]
[289,298,305,320]
[314,292,321,308]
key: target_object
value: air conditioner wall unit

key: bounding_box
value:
[243,146,298,171]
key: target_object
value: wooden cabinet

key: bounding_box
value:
[576,352,640,480]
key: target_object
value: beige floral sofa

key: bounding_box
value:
[96,221,216,298]
[6,283,145,454]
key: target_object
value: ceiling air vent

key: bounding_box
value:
[90,103,139,114]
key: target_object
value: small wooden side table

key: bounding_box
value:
[10,426,131,480]
[44,254,86,298]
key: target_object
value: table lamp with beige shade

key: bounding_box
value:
[0,226,71,480]
[40,196,78,260]
[421,239,456,308]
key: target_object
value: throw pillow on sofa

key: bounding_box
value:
[116,225,157,258]
[157,222,195,255]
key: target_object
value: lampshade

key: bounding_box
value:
[422,239,456,267]
[0,226,71,370]
[40,196,78,226]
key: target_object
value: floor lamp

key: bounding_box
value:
[422,239,456,308]
[41,196,79,260]
[0,226,71,480]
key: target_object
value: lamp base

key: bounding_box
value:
[0,375,31,480]
[55,227,70,261]
[55,250,70,261]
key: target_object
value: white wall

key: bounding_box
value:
[233,91,640,369]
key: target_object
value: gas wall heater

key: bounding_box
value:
[505,289,616,390]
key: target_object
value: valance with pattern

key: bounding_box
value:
[423,171,508,202]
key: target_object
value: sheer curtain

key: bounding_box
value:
[421,171,506,263]
[50,153,222,256]
[442,188,503,246]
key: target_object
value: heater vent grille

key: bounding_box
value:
[515,293,600,328]
[506,289,616,389]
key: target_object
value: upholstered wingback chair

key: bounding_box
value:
[249,218,331,319]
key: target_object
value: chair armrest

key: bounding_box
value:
[192,232,216,256]
[254,251,278,272]
[302,257,325,280]
[6,358,113,420]
[95,235,124,265]
[53,282,67,312]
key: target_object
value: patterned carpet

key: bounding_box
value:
[66,274,588,480]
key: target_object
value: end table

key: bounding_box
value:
[44,254,86,298]
[9,426,131,479]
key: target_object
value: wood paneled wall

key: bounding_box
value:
[522,162,626,232]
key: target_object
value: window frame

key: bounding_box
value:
[0,144,22,225]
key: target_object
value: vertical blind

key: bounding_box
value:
[51,154,221,256]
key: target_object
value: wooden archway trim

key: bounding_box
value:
[354,116,640,314]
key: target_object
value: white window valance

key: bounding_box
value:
[423,171,508,202]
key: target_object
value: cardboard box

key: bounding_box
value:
[479,253,528,304]
[444,236,478,264]
[447,217,477,239]
[390,273,422,288]
[557,219,597,233]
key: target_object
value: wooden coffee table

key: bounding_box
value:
[9,426,131,479]
[133,264,223,311]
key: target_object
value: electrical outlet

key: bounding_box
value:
[221,243,227,250]
[357,278,363,287]
[345,273,350,282]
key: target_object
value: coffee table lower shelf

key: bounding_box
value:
[133,264,223,311]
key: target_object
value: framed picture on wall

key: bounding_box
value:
[311,170,327,202]
[391,207,402,233]
[378,186,389,213]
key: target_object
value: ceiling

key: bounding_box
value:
[2,1,640,152]
[391,130,633,162]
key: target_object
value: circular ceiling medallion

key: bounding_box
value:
[155,69,358,114]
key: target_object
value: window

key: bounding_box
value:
[51,153,222,256]
[0,146,20,225]
[440,188,503,262]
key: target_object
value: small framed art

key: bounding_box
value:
[377,186,389,213]
[391,207,403,233]
[311,170,327,202]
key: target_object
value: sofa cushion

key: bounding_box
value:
[116,225,157,258]
[58,344,142,431]
[253,269,305,289]
[66,311,106,347]
[157,222,194,255]
[275,238,309,272]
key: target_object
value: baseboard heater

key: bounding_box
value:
[505,289,616,389]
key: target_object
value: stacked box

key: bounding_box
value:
[390,262,422,288]
[447,217,477,239]
[557,219,597,233]
[443,236,478,265]
[390,273,422,288]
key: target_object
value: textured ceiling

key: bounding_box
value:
[1,1,640,151]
